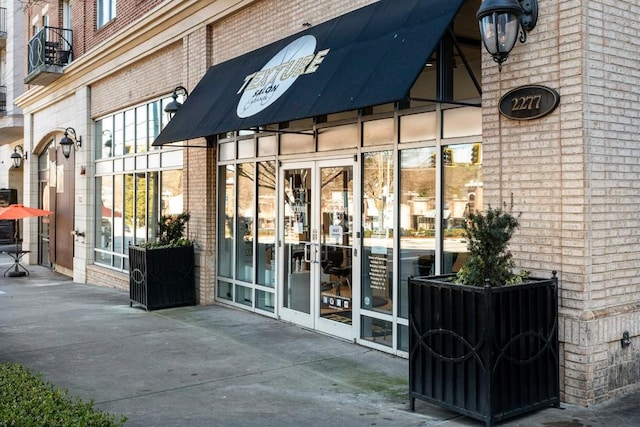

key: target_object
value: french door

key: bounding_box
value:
[279,159,357,340]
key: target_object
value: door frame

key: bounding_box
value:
[278,157,360,341]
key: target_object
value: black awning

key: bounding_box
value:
[154,0,465,146]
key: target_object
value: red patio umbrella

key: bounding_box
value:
[0,204,53,277]
[0,204,54,220]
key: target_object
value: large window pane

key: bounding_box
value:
[257,161,276,287]
[217,280,233,301]
[113,174,124,254]
[442,142,483,273]
[96,118,114,160]
[135,173,147,244]
[97,176,113,251]
[148,101,162,150]
[361,316,392,348]
[147,172,158,241]
[399,147,436,318]
[161,169,183,216]
[256,290,275,313]
[94,97,184,272]
[136,105,148,153]
[113,112,124,157]
[236,163,255,282]
[124,174,134,249]
[361,151,394,314]
[218,165,235,279]
[124,110,135,155]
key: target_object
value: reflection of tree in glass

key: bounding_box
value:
[363,151,393,231]
[124,174,149,229]
[161,170,183,215]
[237,163,255,239]
[257,161,276,190]
[400,148,436,204]
[443,144,482,204]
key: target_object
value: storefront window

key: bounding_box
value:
[95,118,114,160]
[161,169,183,215]
[256,290,275,312]
[136,105,148,153]
[134,174,147,244]
[218,280,233,301]
[97,176,113,253]
[124,174,135,249]
[257,161,276,288]
[361,150,394,326]
[94,96,183,271]
[399,146,437,319]
[218,165,235,279]
[236,163,255,283]
[442,142,482,273]
[113,174,124,258]
[124,110,135,155]
[361,316,393,348]
[113,112,124,157]
[148,101,163,150]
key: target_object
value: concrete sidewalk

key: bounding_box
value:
[1,256,640,426]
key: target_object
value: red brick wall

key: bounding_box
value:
[75,0,166,55]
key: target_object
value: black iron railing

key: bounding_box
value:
[27,26,73,74]
[0,8,6,39]
[0,86,6,113]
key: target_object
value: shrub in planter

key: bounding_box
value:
[129,212,196,311]
[409,207,559,426]
[0,362,126,426]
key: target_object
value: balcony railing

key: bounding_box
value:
[0,86,6,113]
[25,26,73,85]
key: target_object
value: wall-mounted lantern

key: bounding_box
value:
[60,127,82,159]
[477,0,538,71]
[10,145,27,168]
[164,86,189,120]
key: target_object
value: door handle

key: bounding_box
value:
[304,243,313,264]
[304,242,319,264]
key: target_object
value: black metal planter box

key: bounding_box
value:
[408,274,559,426]
[129,245,195,311]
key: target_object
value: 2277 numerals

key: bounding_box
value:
[511,95,542,111]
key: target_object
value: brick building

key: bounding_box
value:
[13,0,640,407]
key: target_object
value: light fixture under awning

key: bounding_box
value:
[153,0,465,146]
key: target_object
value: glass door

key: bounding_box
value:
[280,163,316,328]
[279,159,356,339]
[316,161,355,339]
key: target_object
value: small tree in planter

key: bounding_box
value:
[129,213,196,311]
[455,206,528,287]
[409,206,559,426]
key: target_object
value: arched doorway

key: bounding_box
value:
[36,136,75,273]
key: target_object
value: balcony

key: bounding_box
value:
[0,7,6,48]
[25,26,73,86]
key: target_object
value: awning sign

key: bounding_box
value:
[152,0,466,146]
[237,35,330,118]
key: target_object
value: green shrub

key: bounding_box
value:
[0,363,127,426]
[455,206,528,287]
[140,212,191,249]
